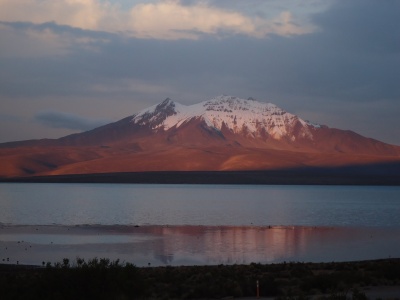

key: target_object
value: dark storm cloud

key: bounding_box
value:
[35,111,110,131]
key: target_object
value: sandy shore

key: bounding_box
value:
[1,224,400,267]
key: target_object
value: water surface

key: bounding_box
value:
[1,183,400,266]
[1,183,399,227]
[1,225,399,266]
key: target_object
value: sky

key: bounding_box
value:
[0,0,399,145]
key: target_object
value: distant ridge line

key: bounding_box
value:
[2,163,400,185]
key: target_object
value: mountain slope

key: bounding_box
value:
[0,95,399,178]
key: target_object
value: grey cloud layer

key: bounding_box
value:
[0,0,399,144]
[2,1,398,101]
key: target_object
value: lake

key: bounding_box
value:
[1,183,400,266]
[1,183,400,227]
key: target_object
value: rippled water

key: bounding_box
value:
[1,183,400,227]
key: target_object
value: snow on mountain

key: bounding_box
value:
[2,96,400,178]
[132,95,318,140]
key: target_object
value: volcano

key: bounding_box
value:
[1,95,399,182]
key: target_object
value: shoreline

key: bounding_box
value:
[2,224,400,267]
[2,225,400,298]
[1,167,400,185]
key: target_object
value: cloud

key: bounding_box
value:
[0,0,399,145]
[0,21,112,58]
[0,0,315,40]
[35,111,111,131]
[129,0,255,39]
[0,0,113,31]
[128,1,314,39]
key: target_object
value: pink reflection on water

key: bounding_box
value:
[1,225,399,266]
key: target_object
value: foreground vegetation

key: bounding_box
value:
[1,258,400,299]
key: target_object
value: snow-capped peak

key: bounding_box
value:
[132,96,318,140]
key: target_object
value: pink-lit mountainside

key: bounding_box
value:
[1,96,399,183]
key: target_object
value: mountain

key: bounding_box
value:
[1,95,399,179]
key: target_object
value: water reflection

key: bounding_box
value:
[138,226,395,266]
[1,225,400,266]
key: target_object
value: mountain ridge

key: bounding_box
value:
[0,95,399,178]
[131,95,317,141]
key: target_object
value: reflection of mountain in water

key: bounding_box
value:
[126,225,400,266]
[4,225,400,266]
